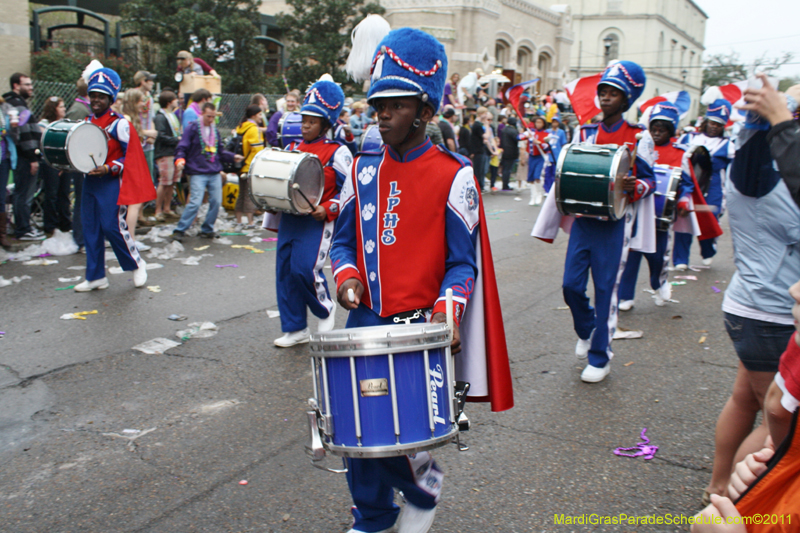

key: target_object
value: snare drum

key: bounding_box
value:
[360,124,383,152]
[555,144,631,221]
[247,148,324,215]
[40,120,108,173]
[278,112,303,148]
[653,164,682,231]
[307,323,458,458]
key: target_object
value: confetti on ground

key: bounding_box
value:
[670,281,687,286]
[194,245,210,251]
[147,286,162,293]
[711,286,722,293]
[674,275,697,281]
[231,245,264,254]
[613,329,643,340]
[266,310,280,318]
[60,310,98,320]
[699,336,707,344]
[168,314,188,321]
[554,306,570,310]
[262,237,277,242]
[55,285,75,291]
[22,258,59,266]
[614,428,658,460]
[215,264,238,268]
[239,480,248,486]
[58,276,81,282]
[623,362,634,367]
[219,232,246,236]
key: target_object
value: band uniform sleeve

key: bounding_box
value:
[432,165,480,324]
[320,145,352,222]
[108,118,130,174]
[630,130,656,202]
[330,165,363,289]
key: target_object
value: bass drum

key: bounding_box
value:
[653,164,682,231]
[40,120,108,173]
[360,124,383,152]
[247,148,324,215]
[555,143,630,221]
[278,112,303,148]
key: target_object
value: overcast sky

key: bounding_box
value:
[697,0,800,78]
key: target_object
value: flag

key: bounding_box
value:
[701,77,778,123]
[564,73,602,125]
[638,90,692,119]
[505,78,539,130]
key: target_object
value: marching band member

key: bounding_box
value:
[74,64,155,292]
[521,115,551,205]
[673,99,734,269]
[331,22,513,533]
[618,104,694,310]
[272,77,352,347]
[532,60,656,383]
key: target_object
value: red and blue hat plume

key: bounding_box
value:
[598,60,646,111]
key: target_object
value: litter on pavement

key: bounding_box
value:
[613,428,658,460]
[60,310,98,320]
[59,276,81,282]
[176,322,219,341]
[132,338,181,354]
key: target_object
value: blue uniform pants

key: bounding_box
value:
[563,214,632,368]
[527,154,545,183]
[276,213,334,332]
[82,175,141,281]
[344,306,442,533]
[673,230,717,266]
[543,162,555,192]
[619,229,672,301]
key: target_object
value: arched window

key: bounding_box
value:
[538,52,552,92]
[602,33,620,62]
[495,40,510,68]
[517,46,532,80]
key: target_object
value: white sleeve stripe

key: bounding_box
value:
[333,264,358,277]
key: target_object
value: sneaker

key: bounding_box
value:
[575,337,591,359]
[673,263,688,271]
[18,230,45,241]
[618,299,635,311]
[164,211,181,220]
[155,213,167,222]
[581,363,610,383]
[274,328,311,347]
[654,283,672,306]
[318,306,336,332]
[171,230,185,243]
[74,277,109,292]
[347,529,392,533]
[396,503,436,533]
[702,257,713,266]
[133,261,148,288]
[200,231,218,239]
[135,241,151,252]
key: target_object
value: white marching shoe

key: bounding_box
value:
[674,263,688,271]
[318,305,336,332]
[618,299,635,311]
[654,282,672,306]
[133,260,148,288]
[581,363,610,383]
[396,503,437,533]
[74,277,109,292]
[702,257,714,266]
[575,337,591,359]
[274,328,311,347]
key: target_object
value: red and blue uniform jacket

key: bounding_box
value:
[88,109,129,177]
[523,128,551,157]
[330,138,479,325]
[579,119,655,202]
[287,137,352,222]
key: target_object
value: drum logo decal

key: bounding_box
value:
[358,165,376,185]
[429,364,446,425]
[360,378,388,397]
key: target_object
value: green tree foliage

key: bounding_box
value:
[277,0,384,93]
[702,51,794,92]
[32,49,137,86]
[122,0,267,94]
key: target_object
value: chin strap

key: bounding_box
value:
[400,94,429,146]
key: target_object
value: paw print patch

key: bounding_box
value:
[369,272,377,282]
[358,165,376,185]
[365,239,375,254]
[362,203,376,221]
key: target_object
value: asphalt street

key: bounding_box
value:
[0,191,739,532]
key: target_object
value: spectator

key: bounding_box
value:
[133,71,158,184]
[3,72,42,241]
[176,50,220,78]
[426,119,444,146]
[266,92,298,147]
[234,104,264,228]
[500,116,519,191]
[439,107,458,152]
[0,95,19,249]
[38,97,72,237]
[121,89,156,248]
[249,93,269,136]
[172,102,242,241]
[443,72,460,109]
[182,89,212,130]
[469,107,488,190]
[153,90,182,222]
[65,76,92,249]
[349,102,368,147]
[458,114,472,157]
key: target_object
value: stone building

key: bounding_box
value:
[260,0,574,96]
[559,0,707,120]
[0,0,32,92]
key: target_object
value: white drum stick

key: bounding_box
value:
[445,288,454,333]
[347,288,355,303]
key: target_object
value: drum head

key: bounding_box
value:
[292,156,324,214]
[612,147,631,220]
[690,145,712,195]
[67,123,108,173]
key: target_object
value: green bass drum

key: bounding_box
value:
[555,144,631,221]
[40,120,108,173]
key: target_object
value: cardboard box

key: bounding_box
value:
[179,74,221,95]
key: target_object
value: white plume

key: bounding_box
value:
[81,60,104,82]
[318,73,334,82]
[345,14,391,83]
[700,86,723,106]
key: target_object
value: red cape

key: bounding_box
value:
[118,126,157,206]
[687,163,723,241]
[463,189,514,412]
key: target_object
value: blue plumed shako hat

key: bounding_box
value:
[301,79,345,128]
[705,98,732,125]
[598,60,646,111]
[87,67,122,101]
[367,27,448,113]
[649,103,680,131]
